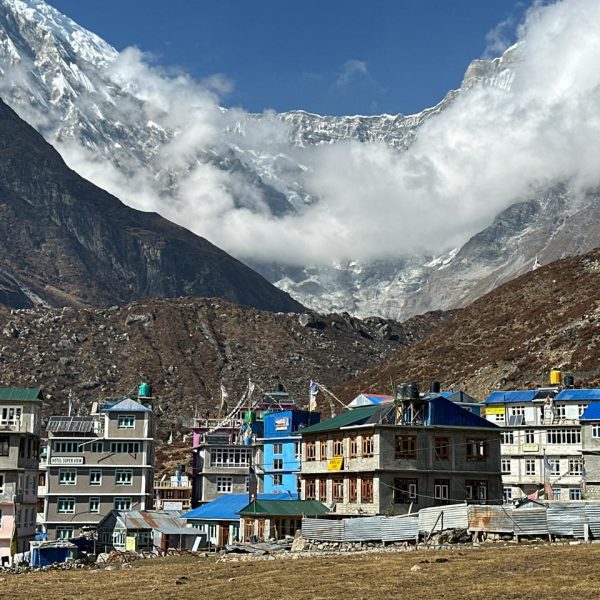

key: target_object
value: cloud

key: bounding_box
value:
[336,59,369,87]
[5,0,600,271]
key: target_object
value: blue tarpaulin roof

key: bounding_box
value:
[579,403,600,420]
[484,390,538,404]
[183,493,298,521]
[556,389,600,401]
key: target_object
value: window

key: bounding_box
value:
[319,439,328,460]
[395,435,417,459]
[593,424,600,438]
[569,488,582,500]
[273,443,283,455]
[503,487,512,504]
[90,470,102,486]
[118,415,135,428]
[493,413,505,424]
[89,441,104,453]
[273,458,283,470]
[54,441,81,454]
[294,442,300,461]
[349,477,358,502]
[58,470,77,485]
[501,458,511,474]
[305,441,316,462]
[434,437,450,460]
[361,477,373,503]
[0,406,21,426]
[362,435,374,458]
[0,435,9,457]
[332,437,344,456]
[466,439,488,461]
[525,459,536,475]
[89,498,100,513]
[349,436,359,458]
[56,526,74,540]
[110,442,141,454]
[510,405,525,417]
[115,470,133,486]
[524,430,535,444]
[555,404,566,419]
[114,497,132,511]
[216,476,233,493]
[272,474,282,486]
[57,498,75,514]
[393,478,417,503]
[501,431,514,444]
[546,429,581,445]
[332,478,344,502]
[434,480,449,505]
[304,478,316,500]
[552,488,562,500]
[577,404,588,417]
[568,458,583,476]
[547,459,560,476]
[465,480,488,502]
[0,474,4,494]
[318,479,327,502]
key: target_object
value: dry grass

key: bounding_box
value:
[2,544,600,600]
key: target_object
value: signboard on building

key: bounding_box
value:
[125,536,137,552]
[50,457,84,465]
[327,456,344,472]
[274,418,289,431]
[163,501,184,511]
[522,443,539,452]
[485,406,505,415]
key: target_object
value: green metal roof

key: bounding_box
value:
[299,405,381,434]
[0,387,43,402]
[238,500,329,517]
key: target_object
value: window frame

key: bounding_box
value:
[57,497,75,514]
[332,478,344,502]
[89,497,101,514]
[395,434,417,459]
[117,415,136,429]
[114,497,132,511]
[216,476,233,493]
[58,469,77,485]
[360,476,374,504]
[362,435,374,458]
[466,439,488,461]
[90,470,102,486]
[115,469,133,486]
[433,479,449,505]
[433,437,450,461]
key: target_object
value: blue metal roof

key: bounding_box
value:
[579,403,600,420]
[100,398,152,413]
[484,390,538,404]
[182,493,298,521]
[555,389,600,401]
[426,397,497,429]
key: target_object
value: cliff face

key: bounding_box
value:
[0,99,303,313]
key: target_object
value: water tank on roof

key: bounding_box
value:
[563,375,575,388]
[138,382,152,398]
[429,381,441,394]
[398,382,420,400]
[550,370,561,385]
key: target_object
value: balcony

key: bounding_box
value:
[154,479,191,489]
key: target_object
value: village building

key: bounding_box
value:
[576,397,600,500]
[300,389,502,516]
[43,394,155,541]
[259,409,319,496]
[239,498,328,541]
[0,387,43,563]
[183,492,298,546]
[483,386,600,502]
[153,472,192,511]
[191,385,296,506]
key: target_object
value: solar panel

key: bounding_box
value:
[46,416,95,433]
[507,415,524,427]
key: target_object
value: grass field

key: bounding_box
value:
[2,543,600,600]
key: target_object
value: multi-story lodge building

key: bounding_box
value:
[0,387,43,563]
[43,396,155,540]
[154,472,192,511]
[300,389,502,515]
[483,387,600,503]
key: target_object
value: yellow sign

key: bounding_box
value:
[125,536,137,552]
[485,406,505,415]
[522,443,539,452]
[327,456,344,472]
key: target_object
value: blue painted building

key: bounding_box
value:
[260,410,320,496]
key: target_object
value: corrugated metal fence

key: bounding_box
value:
[302,502,600,543]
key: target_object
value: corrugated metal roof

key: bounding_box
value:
[579,402,600,420]
[426,397,496,429]
[100,398,151,413]
[557,389,600,401]
[348,394,394,408]
[239,499,329,517]
[183,493,298,521]
[114,510,187,533]
[0,387,43,402]
[484,390,538,404]
[300,405,382,434]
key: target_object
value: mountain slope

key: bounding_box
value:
[0,98,303,312]
[337,248,600,400]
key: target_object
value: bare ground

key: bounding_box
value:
[2,543,600,600]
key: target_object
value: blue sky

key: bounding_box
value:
[48,0,532,115]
